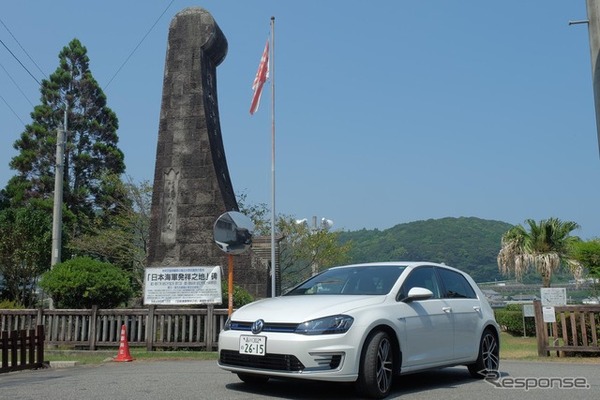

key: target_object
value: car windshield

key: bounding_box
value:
[285,265,406,296]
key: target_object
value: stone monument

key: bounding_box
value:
[147,7,268,297]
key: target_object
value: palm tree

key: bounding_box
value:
[497,218,582,287]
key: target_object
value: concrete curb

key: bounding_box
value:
[48,361,79,368]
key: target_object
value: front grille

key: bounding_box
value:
[220,350,305,371]
[229,321,298,333]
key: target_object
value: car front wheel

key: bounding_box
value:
[356,331,394,399]
[468,328,499,379]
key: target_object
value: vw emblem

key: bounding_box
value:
[251,319,264,334]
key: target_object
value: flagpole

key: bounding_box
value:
[270,16,276,297]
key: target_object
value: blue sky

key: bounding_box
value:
[1,1,599,239]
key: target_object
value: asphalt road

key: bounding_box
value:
[0,360,598,400]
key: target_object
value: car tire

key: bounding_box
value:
[467,328,499,379]
[237,373,269,385]
[356,331,394,399]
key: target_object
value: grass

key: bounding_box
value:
[499,331,599,363]
[44,348,218,365]
[43,333,598,365]
[499,332,538,360]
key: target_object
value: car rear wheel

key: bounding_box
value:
[356,331,394,399]
[237,373,270,385]
[468,328,499,379]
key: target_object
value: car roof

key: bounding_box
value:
[328,261,467,275]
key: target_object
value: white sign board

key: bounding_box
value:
[540,287,567,307]
[144,266,222,305]
[522,304,535,317]
[543,306,556,323]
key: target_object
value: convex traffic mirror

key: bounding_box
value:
[213,211,254,255]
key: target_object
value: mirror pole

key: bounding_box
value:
[228,254,234,316]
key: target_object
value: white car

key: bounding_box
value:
[218,262,500,398]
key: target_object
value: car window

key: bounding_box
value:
[398,266,441,300]
[437,268,477,299]
[285,266,405,296]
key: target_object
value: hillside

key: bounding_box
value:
[337,217,514,282]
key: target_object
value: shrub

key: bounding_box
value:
[0,299,23,309]
[39,257,132,309]
[221,282,254,308]
[494,305,536,336]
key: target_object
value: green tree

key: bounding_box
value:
[0,202,52,306]
[277,217,351,290]
[497,218,581,287]
[237,196,352,291]
[39,256,132,308]
[570,239,600,279]
[7,38,125,236]
[570,239,600,296]
[68,178,151,297]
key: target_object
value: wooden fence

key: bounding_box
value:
[0,306,230,351]
[533,300,600,356]
[1,325,45,373]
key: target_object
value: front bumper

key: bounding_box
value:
[217,329,361,382]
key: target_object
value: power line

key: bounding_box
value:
[0,37,41,86]
[0,17,43,128]
[0,92,26,126]
[1,62,35,107]
[104,0,176,90]
[0,17,46,78]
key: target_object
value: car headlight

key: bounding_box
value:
[295,315,354,335]
[222,317,231,331]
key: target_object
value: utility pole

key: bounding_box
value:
[582,0,600,156]
[50,105,67,308]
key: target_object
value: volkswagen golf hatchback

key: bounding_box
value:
[218,262,500,398]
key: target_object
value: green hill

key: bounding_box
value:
[338,217,514,283]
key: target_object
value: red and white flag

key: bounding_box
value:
[249,39,270,115]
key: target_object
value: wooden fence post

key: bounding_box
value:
[89,306,98,350]
[206,305,214,351]
[19,330,26,367]
[1,331,8,370]
[37,325,44,367]
[146,305,155,351]
[10,330,17,368]
[28,329,35,365]
[533,300,548,356]
[36,307,43,327]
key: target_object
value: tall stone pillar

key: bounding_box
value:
[147,7,238,268]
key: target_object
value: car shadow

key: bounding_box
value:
[225,366,503,399]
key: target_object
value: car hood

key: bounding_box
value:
[231,295,386,323]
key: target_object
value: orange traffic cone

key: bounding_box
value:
[114,324,134,362]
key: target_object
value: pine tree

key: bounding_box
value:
[8,38,126,234]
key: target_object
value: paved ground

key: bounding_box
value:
[0,359,598,399]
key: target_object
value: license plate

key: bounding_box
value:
[239,335,266,356]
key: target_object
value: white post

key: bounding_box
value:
[270,16,277,297]
[586,0,600,156]
[50,106,67,308]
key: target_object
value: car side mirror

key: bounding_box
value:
[402,287,433,302]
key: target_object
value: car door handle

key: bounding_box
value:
[473,306,481,312]
[442,307,452,313]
